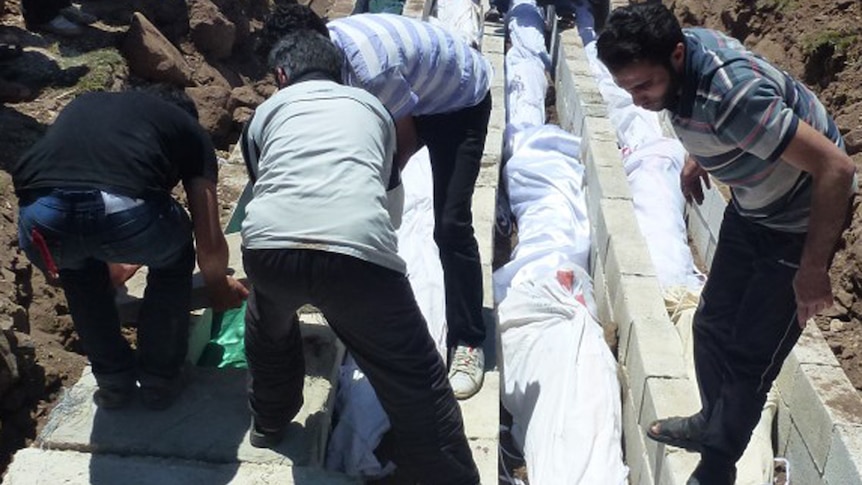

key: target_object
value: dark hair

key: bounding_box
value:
[132,83,199,119]
[268,30,343,84]
[257,3,329,58]
[596,3,684,73]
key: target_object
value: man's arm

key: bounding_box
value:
[779,120,856,325]
[395,116,420,170]
[185,177,249,311]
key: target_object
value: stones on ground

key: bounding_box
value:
[131,0,190,44]
[189,0,237,60]
[122,13,193,86]
[187,85,233,144]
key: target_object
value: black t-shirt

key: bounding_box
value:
[12,91,218,198]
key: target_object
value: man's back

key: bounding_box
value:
[12,91,216,198]
[328,13,492,119]
[241,80,404,273]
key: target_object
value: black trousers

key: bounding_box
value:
[694,206,806,467]
[242,248,479,485]
[415,92,492,352]
[21,0,71,26]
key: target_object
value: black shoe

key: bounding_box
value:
[249,419,286,448]
[93,386,134,409]
[140,377,186,410]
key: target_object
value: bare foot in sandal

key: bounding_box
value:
[646,414,705,452]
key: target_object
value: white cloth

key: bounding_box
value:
[325,148,446,478]
[432,0,484,50]
[499,268,628,485]
[494,126,627,484]
[494,126,590,302]
[503,0,550,157]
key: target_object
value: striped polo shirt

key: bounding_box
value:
[671,28,846,232]
[327,13,492,120]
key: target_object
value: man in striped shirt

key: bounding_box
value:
[597,4,856,484]
[260,4,493,400]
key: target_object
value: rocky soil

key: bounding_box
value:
[0,0,338,473]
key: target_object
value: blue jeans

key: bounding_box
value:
[18,188,195,391]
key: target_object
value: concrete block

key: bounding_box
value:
[602,199,657,280]
[639,378,701,473]
[484,127,504,157]
[795,324,842,367]
[776,393,793,457]
[626,316,690,414]
[470,438,498,485]
[583,116,619,143]
[39,324,343,467]
[584,138,625,169]
[592,259,613,331]
[704,239,717,270]
[459,372,499,440]
[657,449,699,485]
[622,371,651,485]
[187,308,213,365]
[611,274,671,366]
[775,351,800,413]
[686,210,712,271]
[790,363,862,471]
[4,448,361,485]
[786,422,823,485]
[824,425,862,485]
[116,232,247,320]
[586,162,632,202]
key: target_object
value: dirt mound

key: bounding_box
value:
[667,0,862,390]
[0,0,339,473]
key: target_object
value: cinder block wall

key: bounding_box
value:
[554,17,862,485]
[553,28,700,485]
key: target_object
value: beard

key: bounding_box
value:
[659,64,683,112]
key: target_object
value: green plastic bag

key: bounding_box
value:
[197,301,248,368]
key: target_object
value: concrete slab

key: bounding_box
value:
[824,425,862,485]
[459,371,499,441]
[4,448,360,485]
[115,232,247,322]
[470,438,498,485]
[39,323,343,468]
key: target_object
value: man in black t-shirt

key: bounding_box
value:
[12,89,248,410]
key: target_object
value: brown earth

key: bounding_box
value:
[0,0,337,474]
[665,0,862,392]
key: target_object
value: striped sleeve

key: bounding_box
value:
[712,74,799,163]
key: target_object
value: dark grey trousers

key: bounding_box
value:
[694,206,806,469]
[242,248,479,485]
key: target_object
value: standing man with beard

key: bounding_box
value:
[597,4,856,484]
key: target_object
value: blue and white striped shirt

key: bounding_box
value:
[328,14,492,119]
[671,28,846,232]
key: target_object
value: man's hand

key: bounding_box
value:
[680,156,711,205]
[208,276,249,312]
[793,265,834,327]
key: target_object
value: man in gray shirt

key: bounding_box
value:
[240,31,479,484]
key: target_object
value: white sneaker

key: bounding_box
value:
[448,343,484,400]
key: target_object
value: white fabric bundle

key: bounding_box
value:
[325,148,446,478]
[494,126,628,484]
